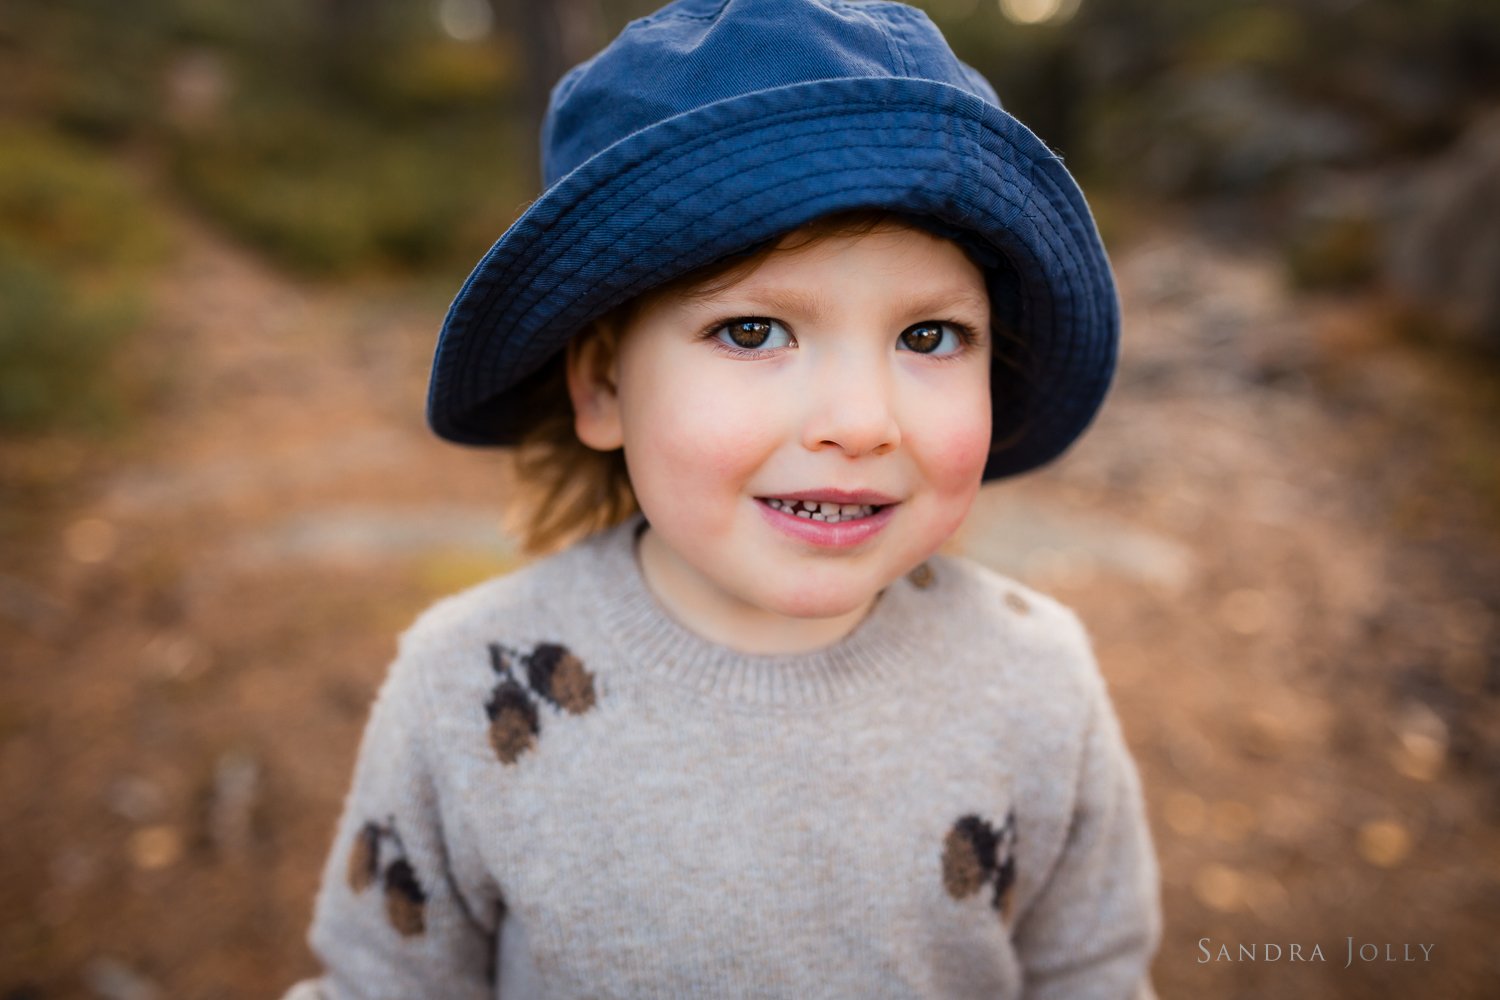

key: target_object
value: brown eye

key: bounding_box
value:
[713,318,792,351]
[898,322,961,355]
[728,321,770,347]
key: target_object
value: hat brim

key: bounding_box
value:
[428,75,1117,480]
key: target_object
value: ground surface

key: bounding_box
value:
[2,206,1497,999]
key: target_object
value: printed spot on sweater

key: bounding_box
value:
[1004,591,1030,615]
[347,821,382,892]
[384,858,428,937]
[942,819,991,898]
[942,809,1018,921]
[486,678,539,764]
[907,563,935,589]
[484,641,597,765]
[527,643,597,714]
[347,818,428,937]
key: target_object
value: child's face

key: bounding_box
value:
[570,223,992,645]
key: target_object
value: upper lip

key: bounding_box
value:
[758,488,900,506]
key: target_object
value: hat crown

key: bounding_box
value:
[541,0,1000,185]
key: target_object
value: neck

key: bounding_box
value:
[636,526,876,655]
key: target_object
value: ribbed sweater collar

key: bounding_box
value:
[580,516,932,708]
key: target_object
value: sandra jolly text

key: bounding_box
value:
[1198,937,1435,967]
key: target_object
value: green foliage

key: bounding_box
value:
[158,4,529,277]
[1183,5,1307,74]
[0,241,139,432]
[171,100,528,277]
[0,128,167,272]
[371,38,522,114]
[9,0,529,278]
[1285,213,1380,292]
[0,128,164,433]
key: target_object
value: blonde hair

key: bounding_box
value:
[506,209,1029,555]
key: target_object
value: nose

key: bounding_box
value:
[799,352,901,458]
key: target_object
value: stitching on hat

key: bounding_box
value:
[864,3,941,78]
[471,89,984,293]
[480,100,963,318]
[642,0,730,23]
[1017,163,1111,413]
[833,0,908,76]
[565,172,969,311]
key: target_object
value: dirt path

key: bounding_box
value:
[1,209,1496,998]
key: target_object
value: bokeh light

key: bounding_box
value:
[996,0,1082,27]
[436,0,494,42]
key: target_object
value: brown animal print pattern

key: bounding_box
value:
[347,818,428,937]
[485,642,597,765]
[942,809,1018,922]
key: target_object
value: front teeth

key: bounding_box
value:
[764,498,879,523]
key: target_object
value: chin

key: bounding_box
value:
[757,576,885,621]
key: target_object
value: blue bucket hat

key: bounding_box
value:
[428,0,1118,481]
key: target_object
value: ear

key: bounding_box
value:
[565,331,624,452]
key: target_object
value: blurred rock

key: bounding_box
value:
[209,750,262,859]
[228,505,516,569]
[83,958,160,1000]
[962,493,1196,592]
[106,776,166,824]
[1389,701,1449,781]
[1385,110,1500,352]
[138,631,211,683]
[166,50,230,129]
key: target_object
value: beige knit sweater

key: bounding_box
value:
[288,516,1160,998]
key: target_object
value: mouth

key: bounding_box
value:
[754,489,900,524]
[756,497,890,524]
[753,490,899,547]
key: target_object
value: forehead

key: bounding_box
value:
[669,222,988,310]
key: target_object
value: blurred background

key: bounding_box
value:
[1,0,1497,997]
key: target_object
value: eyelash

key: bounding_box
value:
[701,317,983,361]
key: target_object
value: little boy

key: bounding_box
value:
[288,1,1161,997]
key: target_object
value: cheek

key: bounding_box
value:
[910,392,993,494]
[618,364,775,496]
[913,415,988,551]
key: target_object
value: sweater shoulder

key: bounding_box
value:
[393,538,598,668]
[926,553,1104,707]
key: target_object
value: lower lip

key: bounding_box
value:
[755,499,897,549]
